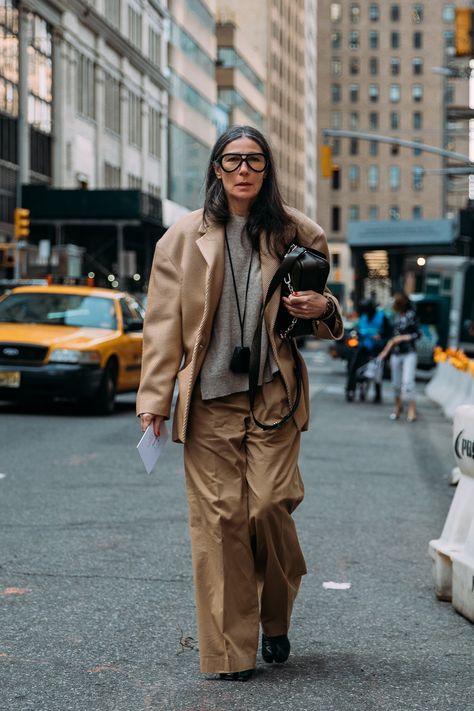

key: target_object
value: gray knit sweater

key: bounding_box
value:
[200,215,277,400]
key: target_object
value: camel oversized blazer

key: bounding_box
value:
[136,206,343,443]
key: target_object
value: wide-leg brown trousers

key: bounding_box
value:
[183,374,307,674]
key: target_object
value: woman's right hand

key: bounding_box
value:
[139,413,164,436]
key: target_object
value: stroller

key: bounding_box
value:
[355,356,384,402]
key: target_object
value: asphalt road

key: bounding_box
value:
[0,345,472,711]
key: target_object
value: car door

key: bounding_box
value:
[118,297,143,391]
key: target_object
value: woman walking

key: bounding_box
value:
[379,292,420,422]
[136,126,343,680]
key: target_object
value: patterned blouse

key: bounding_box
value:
[392,308,420,355]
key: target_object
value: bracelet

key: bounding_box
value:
[321,298,336,321]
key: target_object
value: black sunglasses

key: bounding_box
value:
[216,153,267,173]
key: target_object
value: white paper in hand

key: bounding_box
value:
[136,422,169,474]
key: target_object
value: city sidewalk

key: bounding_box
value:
[0,351,472,711]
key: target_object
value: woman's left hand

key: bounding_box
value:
[282,290,329,320]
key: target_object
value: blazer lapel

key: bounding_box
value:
[196,222,225,327]
[259,232,282,333]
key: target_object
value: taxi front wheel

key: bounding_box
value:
[94,360,117,415]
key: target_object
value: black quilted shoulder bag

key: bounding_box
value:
[249,243,330,431]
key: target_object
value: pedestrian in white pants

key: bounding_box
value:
[379,293,420,422]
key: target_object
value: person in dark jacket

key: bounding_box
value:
[379,292,420,422]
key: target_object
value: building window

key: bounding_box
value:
[332,167,341,190]
[369,205,379,219]
[349,165,360,189]
[390,4,400,21]
[104,162,121,187]
[413,138,422,156]
[349,205,360,221]
[389,206,400,220]
[413,111,422,129]
[412,84,423,102]
[349,83,359,102]
[369,84,379,102]
[389,165,400,190]
[412,165,423,190]
[128,173,142,190]
[412,57,423,75]
[332,138,341,156]
[444,31,455,49]
[413,31,422,48]
[105,0,121,29]
[443,4,455,23]
[331,31,341,49]
[331,110,341,128]
[331,2,342,22]
[350,57,360,75]
[368,165,379,190]
[104,73,120,134]
[369,57,379,75]
[369,31,379,49]
[77,54,95,119]
[369,112,378,129]
[149,27,161,67]
[446,82,455,104]
[128,90,142,147]
[128,5,142,48]
[350,111,359,129]
[390,84,400,102]
[28,14,53,135]
[350,138,359,155]
[332,252,341,268]
[390,57,401,75]
[412,3,423,22]
[331,58,342,76]
[331,83,341,102]
[331,206,341,231]
[390,111,400,129]
[391,32,400,49]
[369,140,378,156]
[349,31,360,49]
[350,3,360,23]
[369,3,379,21]
[413,205,423,219]
[149,107,161,158]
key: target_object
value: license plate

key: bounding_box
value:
[0,371,21,388]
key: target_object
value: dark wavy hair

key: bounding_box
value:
[393,292,411,313]
[202,125,295,258]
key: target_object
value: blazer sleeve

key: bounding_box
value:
[304,228,344,341]
[136,243,184,418]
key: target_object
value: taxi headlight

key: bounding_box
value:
[49,349,101,365]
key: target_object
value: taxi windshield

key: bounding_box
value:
[0,293,118,329]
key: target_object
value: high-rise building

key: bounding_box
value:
[216,0,308,213]
[167,0,218,213]
[215,17,266,134]
[316,1,470,304]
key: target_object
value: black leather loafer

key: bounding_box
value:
[261,634,290,664]
[219,669,254,681]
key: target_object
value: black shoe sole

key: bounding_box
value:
[219,669,254,681]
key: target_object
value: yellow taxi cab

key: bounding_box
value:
[0,285,144,413]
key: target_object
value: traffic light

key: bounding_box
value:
[455,8,474,57]
[14,207,30,239]
[320,144,333,178]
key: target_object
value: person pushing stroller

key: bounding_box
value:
[345,298,391,403]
